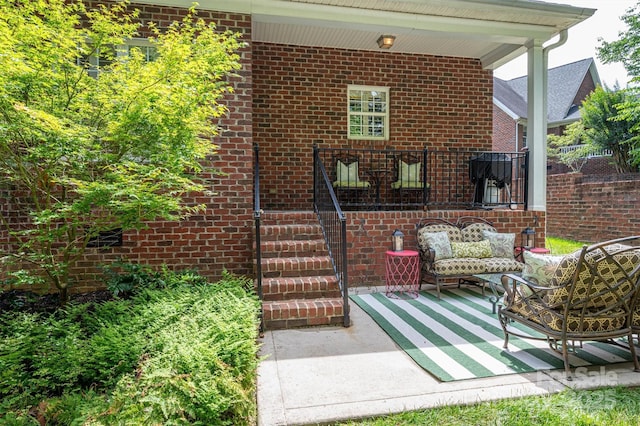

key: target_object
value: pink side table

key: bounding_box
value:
[515,246,551,262]
[385,250,419,299]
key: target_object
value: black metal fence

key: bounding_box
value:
[314,147,529,210]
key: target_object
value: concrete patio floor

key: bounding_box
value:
[256,286,640,426]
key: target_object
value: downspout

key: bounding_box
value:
[542,30,569,130]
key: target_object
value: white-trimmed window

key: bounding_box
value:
[348,85,389,140]
[80,38,158,78]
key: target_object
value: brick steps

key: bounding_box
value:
[256,211,346,330]
[262,275,341,301]
[262,298,344,329]
[260,239,327,258]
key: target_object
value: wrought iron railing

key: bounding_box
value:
[313,146,350,327]
[253,143,264,331]
[558,144,613,158]
[314,147,529,210]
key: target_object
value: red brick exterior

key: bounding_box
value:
[2,1,543,294]
[547,173,640,243]
[492,104,518,152]
[574,71,596,106]
[1,3,255,293]
[253,44,494,210]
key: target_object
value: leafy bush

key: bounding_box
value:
[0,269,260,425]
[102,261,211,297]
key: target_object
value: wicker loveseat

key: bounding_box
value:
[499,236,640,379]
[416,217,523,298]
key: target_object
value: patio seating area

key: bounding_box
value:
[314,147,528,211]
[416,216,525,298]
[257,284,640,425]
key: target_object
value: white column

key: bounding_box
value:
[526,40,547,212]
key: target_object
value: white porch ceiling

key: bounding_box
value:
[138,0,596,69]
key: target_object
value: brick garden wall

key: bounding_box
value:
[547,173,640,243]
[252,44,494,211]
[1,3,255,293]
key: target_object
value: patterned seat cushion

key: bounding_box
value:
[418,224,463,244]
[483,258,524,273]
[433,258,488,275]
[509,296,626,333]
[433,257,523,275]
[418,225,463,259]
[461,223,496,242]
[545,249,640,309]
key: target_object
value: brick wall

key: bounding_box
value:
[492,104,517,152]
[346,209,543,287]
[574,71,596,106]
[253,44,494,210]
[548,156,618,175]
[547,173,640,243]
[1,3,255,293]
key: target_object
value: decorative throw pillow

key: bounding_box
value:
[422,231,452,261]
[522,251,565,287]
[391,160,422,189]
[482,230,516,259]
[336,160,358,183]
[399,160,420,182]
[451,240,492,258]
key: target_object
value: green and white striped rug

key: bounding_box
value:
[350,288,636,382]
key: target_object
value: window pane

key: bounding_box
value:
[347,85,389,140]
[128,45,158,62]
[368,116,384,137]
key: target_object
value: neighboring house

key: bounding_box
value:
[493,58,601,152]
[2,0,595,327]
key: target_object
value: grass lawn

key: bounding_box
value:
[337,386,640,425]
[546,236,587,255]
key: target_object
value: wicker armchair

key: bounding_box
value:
[499,236,640,379]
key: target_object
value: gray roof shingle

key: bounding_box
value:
[494,58,600,124]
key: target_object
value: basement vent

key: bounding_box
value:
[87,229,123,248]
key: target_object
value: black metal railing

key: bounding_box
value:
[313,146,350,327]
[314,148,529,211]
[253,143,264,331]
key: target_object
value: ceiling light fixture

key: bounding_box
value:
[377,34,395,49]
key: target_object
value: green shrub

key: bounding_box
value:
[0,270,260,425]
[103,262,211,298]
[0,311,89,408]
[91,274,260,425]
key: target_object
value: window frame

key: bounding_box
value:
[81,38,157,78]
[347,85,390,141]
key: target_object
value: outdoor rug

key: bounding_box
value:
[350,287,637,382]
